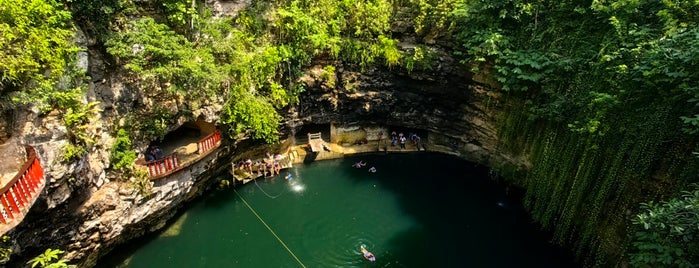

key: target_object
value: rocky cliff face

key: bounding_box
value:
[295,55,520,170]
[3,26,233,267]
[2,2,523,267]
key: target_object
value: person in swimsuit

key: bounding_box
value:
[360,245,376,262]
[244,158,253,173]
[274,160,281,175]
[265,161,273,176]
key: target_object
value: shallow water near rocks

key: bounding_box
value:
[100,153,578,267]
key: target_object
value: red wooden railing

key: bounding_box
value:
[144,129,222,180]
[197,130,221,154]
[0,146,45,225]
[145,153,180,178]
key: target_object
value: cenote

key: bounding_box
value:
[100,153,578,267]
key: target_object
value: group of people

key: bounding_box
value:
[238,151,284,177]
[145,145,163,161]
[389,131,421,150]
[352,160,377,173]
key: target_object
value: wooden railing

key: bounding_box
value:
[145,129,222,180]
[308,132,322,140]
[307,132,325,152]
[0,146,45,225]
[145,153,180,179]
[197,130,221,154]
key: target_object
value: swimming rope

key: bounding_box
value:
[253,178,284,199]
[233,189,307,268]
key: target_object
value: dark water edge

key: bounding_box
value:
[98,152,580,268]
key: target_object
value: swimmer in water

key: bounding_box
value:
[368,167,376,173]
[360,245,376,262]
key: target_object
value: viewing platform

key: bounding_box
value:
[136,128,222,180]
[0,145,46,235]
[230,155,294,184]
[230,138,296,184]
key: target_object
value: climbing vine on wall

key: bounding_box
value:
[453,0,699,265]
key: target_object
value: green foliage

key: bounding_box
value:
[410,0,458,40]
[106,17,221,97]
[223,93,283,143]
[404,46,435,73]
[460,0,699,265]
[28,248,71,268]
[61,143,87,163]
[65,0,128,42]
[160,0,199,34]
[62,102,101,162]
[630,184,699,267]
[320,65,336,88]
[129,169,152,198]
[0,235,11,264]
[110,128,137,172]
[126,106,173,141]
[273,0,400,69]
[495,50,557,92]
[0,0,80,109]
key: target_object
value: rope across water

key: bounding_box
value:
[253,177,284,199]
[233,188,306,268]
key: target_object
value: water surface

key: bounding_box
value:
[100,153,578,267]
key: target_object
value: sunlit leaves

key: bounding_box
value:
[0,0,78,106]
[28,248,69,268]
[161,0,198,33]
[225,93,283,143]
[105,17,222,98]
[274,0,399,69]
[411,0,458,38]
[110,128,137,172]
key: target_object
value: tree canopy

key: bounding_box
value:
[0,0,79,110]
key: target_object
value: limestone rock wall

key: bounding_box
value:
[2,26,232,267]
[205,0,251,17]
[296,59,521,169]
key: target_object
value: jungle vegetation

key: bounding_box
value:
[451,0,699,266]
[1,0,698,267]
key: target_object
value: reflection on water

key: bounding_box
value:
[99,153,579,268]
[159,213,188,238]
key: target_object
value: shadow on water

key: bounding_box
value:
[342,152,580,268]
[96,173,234,267]
[96,209,187,268]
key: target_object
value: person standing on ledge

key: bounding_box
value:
[414,135,421,151]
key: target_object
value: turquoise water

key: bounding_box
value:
[100,153,578,267]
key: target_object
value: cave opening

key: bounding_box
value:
[140,119,217,162]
